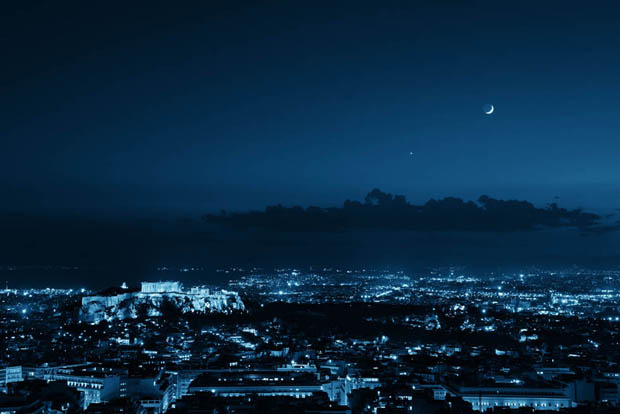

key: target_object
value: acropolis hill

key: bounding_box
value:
[80,281,245,323]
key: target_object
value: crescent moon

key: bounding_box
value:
[485,105,494,115]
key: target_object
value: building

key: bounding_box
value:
[122,373,175,413]
[42,367,121,410]
[0,366,23,386]
[189,371,323,399]
[457,386,572,411]
[141,282,183,294]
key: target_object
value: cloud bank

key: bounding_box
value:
[203,189,604,232]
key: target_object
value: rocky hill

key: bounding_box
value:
[80,282,245,323]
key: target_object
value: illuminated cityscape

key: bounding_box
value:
[2,268,620,412]
[4,1,620,413]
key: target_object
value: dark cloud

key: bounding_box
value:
[203,189,603,233]
[0,190,616,288]
[1,202,619,288]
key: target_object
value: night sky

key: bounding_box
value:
[3,1,620,285]
[4,1,620,216]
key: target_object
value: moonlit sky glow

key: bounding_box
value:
[3,1,620,217]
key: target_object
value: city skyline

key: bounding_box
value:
[3,269,620,412]
[4,2,620,413]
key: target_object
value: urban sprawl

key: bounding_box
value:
[2,268,620,413]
